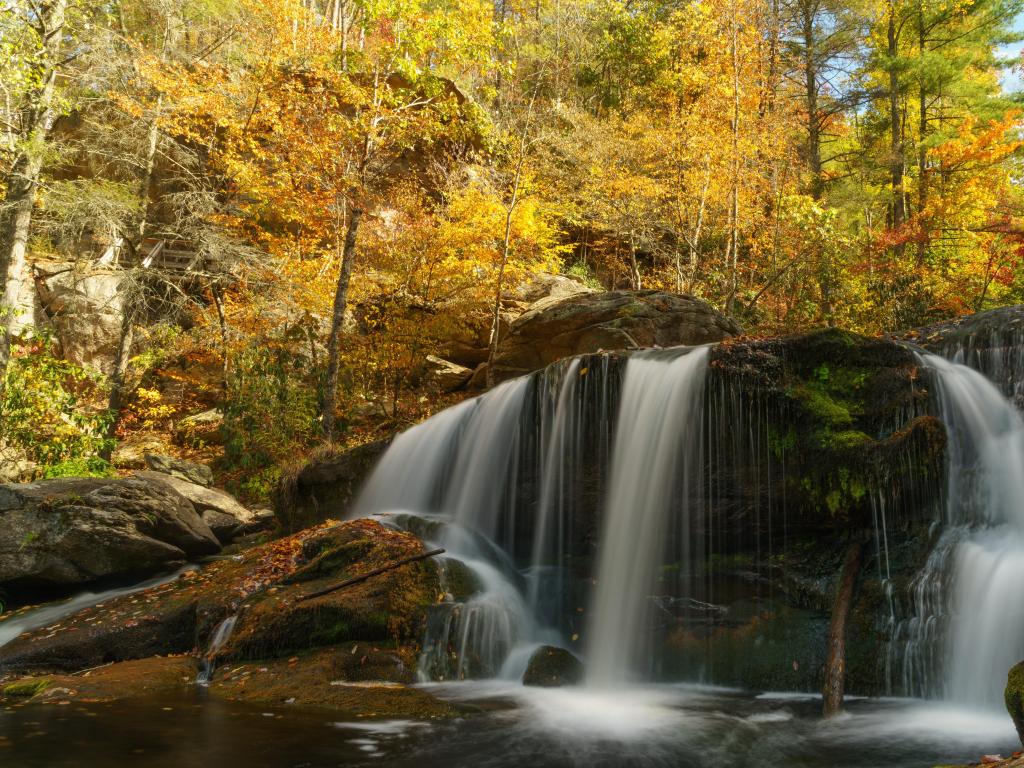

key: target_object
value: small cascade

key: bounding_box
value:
[898,353,1024,707]
[586,347,709,687]
[0,566,197,650]
[196,614,238,685]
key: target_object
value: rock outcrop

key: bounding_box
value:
[487,290,741,384]
[901,304,1024,408]
[0,477,220,593]
[133,471,273,545]
[273,440,391,532]
[35,262,124,374]
[0,519,441,701]
[144,454,214,487]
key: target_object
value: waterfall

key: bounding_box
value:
[196,614,239,685]
[585,347,709,687]
[355,376,557,680]
[915,353,1024,707]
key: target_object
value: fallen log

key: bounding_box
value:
[296,547,445,603]
[822,539,865,717]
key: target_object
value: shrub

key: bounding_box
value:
[1,336,113,466]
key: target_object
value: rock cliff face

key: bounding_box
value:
[35,262,124,373]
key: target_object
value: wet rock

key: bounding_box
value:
[901,305,1024,409]
[0,519,437,678]
[273,440,391,532]
[144,454,214,487]
[522,645,584,687]
[1,655,196,703]
[488,290,741,384]
[0,478,220,592]
[1006,660,1024,746]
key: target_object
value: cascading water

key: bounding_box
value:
[354,376,546,680]
[909,353,1024,707]
[586,347,709,687]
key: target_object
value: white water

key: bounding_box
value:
[196,613,239,685]
[355,377,553,680]
[586,347,710,687]
[0,565,197,649]
[919,353,1024,707]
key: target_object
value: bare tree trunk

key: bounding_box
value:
[321,206,362,440]
[823,539,865,717]
[0,0,67,397]
[915,3,928,268]
[888,3,906,257]
[627,231,641,290]
[803,0,823,201]
[485,89,538,388]
[212,283,230,396]
[100,281,138,460]
[726,12,741,313]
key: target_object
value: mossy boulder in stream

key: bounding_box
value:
[1006,660,1024,746]
[522,645,584,687]
[0,518,445,719]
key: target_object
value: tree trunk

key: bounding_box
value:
[803,1,823,201]
[212,283,230,397]
[0,0,67,397]
[321,206,362,440]
[726,12,741,313]
[888,3,906,256]
[823,539,865,717]
[916,3,928,267]
[101,285,138,460]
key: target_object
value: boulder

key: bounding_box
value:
[901,305,1024,409]
[424,355,473,392]
[0,519,439,683]
[134,471,272,544]
[1007,660,1024,746]
[522,645,584,687]
[35,263,124,374]
[510,272,596,305]
[0,442,36,483]
[173,408,225,447]
[273,439,391,532]
[111,432,171,470]
[487,290,741,384]
[0,477,220,592]
[144,454,214,487]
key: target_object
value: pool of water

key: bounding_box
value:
[0,683,1017,767]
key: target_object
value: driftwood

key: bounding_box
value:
[822,539,865,717]
[296,547,445,603]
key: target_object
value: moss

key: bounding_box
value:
[1005,660,1024,744]
[3,678,50,698]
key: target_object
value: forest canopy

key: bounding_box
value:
[1,0,1023,489]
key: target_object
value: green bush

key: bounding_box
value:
[222,343,318,483]
[1,336,113,466]
[41,456,117,479]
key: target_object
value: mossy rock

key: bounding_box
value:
[1006,660,1024,746]
[522,645,584,687]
